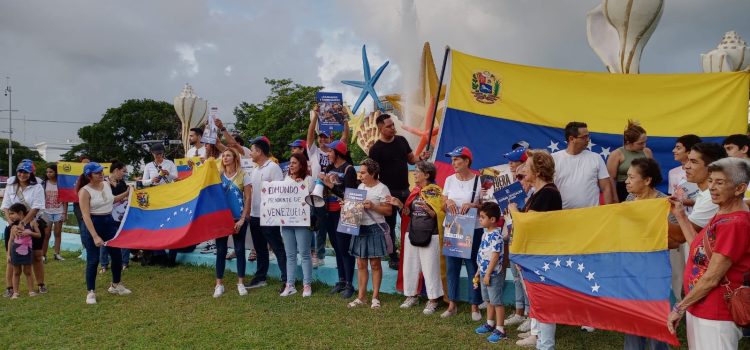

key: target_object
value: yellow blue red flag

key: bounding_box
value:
[56,162,111,202]
[434,50,750,188]
[510,199,678,345]
[106,158,234,250]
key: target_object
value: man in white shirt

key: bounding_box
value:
[551,122,614,209]
[244,136,286,292]
[539,122,613,349]
[141,143,177,187]
[186,127,207,160]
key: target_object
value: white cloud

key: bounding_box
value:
[224,65,233,76]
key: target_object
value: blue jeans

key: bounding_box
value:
[511,263,529,311]
[281,226,313,285]
[445,228,482,305]
[623,335,669,350]
[328,211,354,284]
[215,221,248,279]
[314,206,328,260]
[100,246,130,267]
[249,216,286,283]
[80,215,121,291]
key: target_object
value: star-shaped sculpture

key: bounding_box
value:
[384,42,446,156]
[341,45,389,114]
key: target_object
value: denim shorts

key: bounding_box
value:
[480,270,506,305]
[47,213,64,223]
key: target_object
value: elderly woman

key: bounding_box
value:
[441,146,483,320]
[388,161,445,315]
[347,158,392,309]
[668,157,750,349]
[607,120,653,203]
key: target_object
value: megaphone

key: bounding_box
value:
[305,179,326,208]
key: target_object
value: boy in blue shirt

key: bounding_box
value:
[474,202,507,343]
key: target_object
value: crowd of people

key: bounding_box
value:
[2,107,750,349]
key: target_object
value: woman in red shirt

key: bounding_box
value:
[668,157,750,349]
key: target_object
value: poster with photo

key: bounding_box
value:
[316,92,345,133]
[493,182,527,214]
[337,188,366,236]
[201,106,219,145]
[442,208,477,259]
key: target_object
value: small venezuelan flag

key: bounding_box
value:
[56,162,111,202]
[106,158,234,250]
[510,199,678,345]
[174,157,203,180]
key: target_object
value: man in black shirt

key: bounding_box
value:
[368,113,428,269]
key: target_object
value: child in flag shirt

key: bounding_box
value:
[473,202,508,343]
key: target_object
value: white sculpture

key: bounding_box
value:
[174,84,208,154]
[587,0,664,74]
[701,31,750,73]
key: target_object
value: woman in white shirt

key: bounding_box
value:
[1,161,46,297]
[78,162,131,304]
[440,146,484,320]
[279,153,314,297]
[347,158,392,309]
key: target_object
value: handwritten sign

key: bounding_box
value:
[260,180,310,227]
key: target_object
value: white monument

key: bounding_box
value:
[701,31,750,73]
[174,84,208,154]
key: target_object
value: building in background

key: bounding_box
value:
[35,140,79,162]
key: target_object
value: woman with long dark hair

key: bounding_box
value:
[280,153,314,297]
[42,163,67,262]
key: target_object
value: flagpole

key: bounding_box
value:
[425,46,450,154]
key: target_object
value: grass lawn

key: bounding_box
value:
[0,247,743,349]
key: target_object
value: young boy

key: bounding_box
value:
[5,203,41,298]
[474,202,508,343]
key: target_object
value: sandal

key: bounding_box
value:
[247,249,257,262]
[348,298,365,308]
[226,251,236,260]
[371,298,381,309]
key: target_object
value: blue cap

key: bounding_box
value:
[16,161,33,173]
[504,146,527,162]
[83,162,104,176]
[325,140,348,155]
[317,131,331,138]
[288,139,307,148]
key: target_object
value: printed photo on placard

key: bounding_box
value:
[337,188,366,235]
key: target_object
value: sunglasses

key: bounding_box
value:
[516,174,525,181]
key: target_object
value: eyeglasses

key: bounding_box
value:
[574,134,590,140]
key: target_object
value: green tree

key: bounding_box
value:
[234,78,322,161]
[0,139,45,178]
[62,99,183,171]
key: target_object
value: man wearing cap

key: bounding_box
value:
[245,136,286,291]
[307,108,349,267]
[369,113,428,270]
[142,143,177,187]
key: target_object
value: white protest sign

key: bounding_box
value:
[260,179,310,227]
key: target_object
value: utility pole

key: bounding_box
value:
[1,77,19,177]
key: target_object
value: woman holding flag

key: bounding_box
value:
[213,148,251,298]
[388,161,445,315]
[78,162,131,304]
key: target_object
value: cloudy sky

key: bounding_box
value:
[0,0,748,149]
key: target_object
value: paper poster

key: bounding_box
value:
[240,158,256,173]
[442,208,477,259]
[317,92,346,133]
[201,106,219,145]
[493,182,527,215]
[337,188,366,235]
[260,180,310,227]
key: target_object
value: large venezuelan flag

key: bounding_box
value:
[435,50,750,188]
[57,162,111,202]
[510,199,677,345]
[106,158,234,250]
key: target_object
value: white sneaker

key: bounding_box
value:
[280,283,297,297]
[54,253,65,261]
[581,326,596,332]
[200,244,217,254]
[517,318,531,332]
[516,335,537,347]
[518,331,532,339]
[471,311,482,321]
[400,296,419,309]
[423,301,439,315]
[108,284,132,295]
[478,301,488,310]
[504,313,527,326]
[302,284,312,297]
[86,291,97,304]
[213,284,225,298]
[237,283,247,296]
